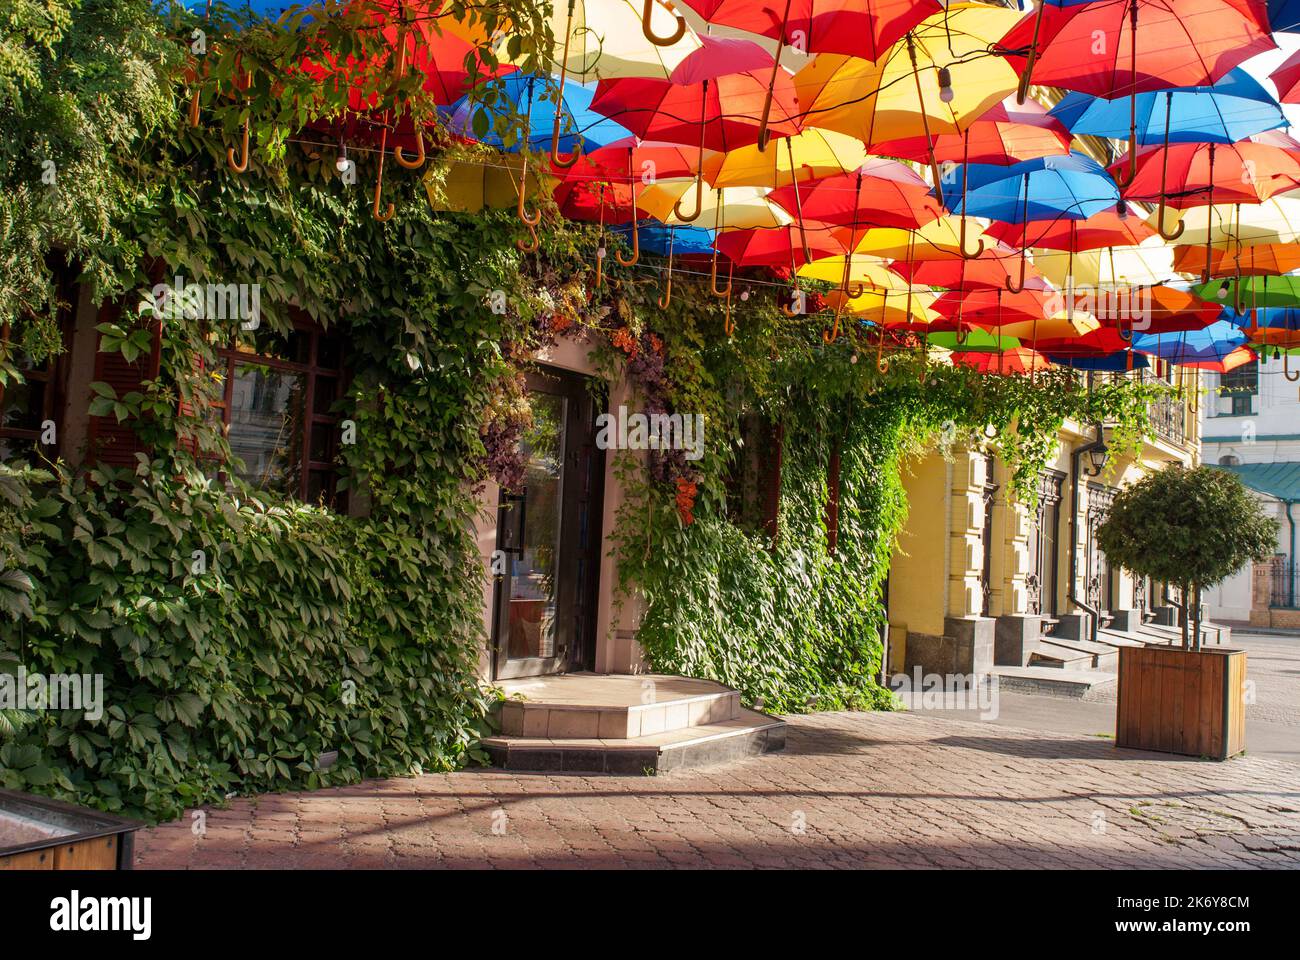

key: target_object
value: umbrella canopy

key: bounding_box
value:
[708,129,869,189]
[821,289,940,327]
[713,223,851,268]
[637,183,793,229]
[1114,138,1300,207]
[983,203,1156,250]
[552,176,644,222]
[574,137,714,183]
[1168,196,1300,246]
[1176,345,1257,371]
[797,257,912,292]
[1133,319,1249,360]
[767,159,945,230]
[522,0,703,81]
[929,328,1023,350]
[589,37,801,152]
[1194,274,1300,307]
[425,154,551,213]
[1047,351,1151,370]
[1172,241,1300,277]
[1049,68,1287,145]
[933,287,1056,326]
[1033,237,1176,287]
[1270,46,1300,102]
[853,218,997,262]
[677,0,943,61]
[995,314,1102,341]
[1036,327,1136,356]
[874,97,1073,165]
[890,244,1049,290]
[1084,284,1225,334]
[951,348,1053,375]
[1268,0,1300,30]
[946,153,1121,222]
[610,223,715,255]
[998,0,1275,99]
[793,5,1023,147]
[446,73,632,153]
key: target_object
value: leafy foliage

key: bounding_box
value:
[1097,465,1278,592]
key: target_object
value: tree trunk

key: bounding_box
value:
[1180,582,1190,649]
[1192,583,1203,652]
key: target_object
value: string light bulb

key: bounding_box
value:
[937,68,954,104]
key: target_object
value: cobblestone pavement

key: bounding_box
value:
[136,711,1300,869]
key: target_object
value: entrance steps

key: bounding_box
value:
[482,673,786,774]
[1137,620,1232,648]
[1030,636,1119,672]
[992,665,1116,699]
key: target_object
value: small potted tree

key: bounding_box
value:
[1097,465,1278,759]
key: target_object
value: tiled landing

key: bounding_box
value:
[483,673,786,774]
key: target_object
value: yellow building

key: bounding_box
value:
[887,370,1203,687]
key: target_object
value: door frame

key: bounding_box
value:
[489,366,605,681]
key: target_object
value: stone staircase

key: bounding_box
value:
[482,673,786,775]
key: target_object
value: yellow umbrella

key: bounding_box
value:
[512,0,702,80]
[1167,198,1300,286]
[1033,238,1176,289]
[797,256,911,292]
[995,313,1100,341]
[706,129,869,189]
[793,4,1021,203]
[423,155,556,214]
[638,183,792,229]
[853,217,994,262]
[822,288,938,325]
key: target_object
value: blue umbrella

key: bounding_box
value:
[1049,69,1286,147]
[1269,0,1300,31]
[447,74,632,158]
[944,153,1119,293]
[944,153,1120,223]
[168,1,292,17]
[1047,352,1150,372]
[611,224,715,257]
[1132,320,1247,362]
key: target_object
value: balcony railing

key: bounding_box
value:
[1260,561,1300,610]
[1147,395,1188,447]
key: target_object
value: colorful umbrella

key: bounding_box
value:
[951,347,1053,375]
[874,97,1073,166]
[527,0,703,82]
[794,4,1023,203]
[1133,319,1249,361]
[767,159,944,231]
[1270,46,1300,102]
[1173,241,1300,277]
[708,129,869,189]
[1049,68,1287,146]
[713,223,850,268]
[1047,351,1151,371]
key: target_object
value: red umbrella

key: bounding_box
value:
[1035,327,1134,357]
[1114,139,1300,209]
[951,347,1052,375]
[873,97,1072,166]
[573,137,713,183]
[984,204,1156,251]
[1270,47,1300,103]
[933,287,1052,327]
[767,159,944,231]
[591,36,802,221]
[589,38,801,152]
[1177,346,1257,372]
[671,0,942,146]
[1000,0,1274,187]
[892,244,1049,291]
[713,223,851,268]
[1001,0,1274,100]
[1085,285,1223,336]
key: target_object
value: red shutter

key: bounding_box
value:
[86,302,162,468]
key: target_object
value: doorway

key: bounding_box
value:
[490,367,605,680]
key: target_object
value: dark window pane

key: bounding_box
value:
[316,336,342,371]
[313,376,337,415]
[1,379,41,432]
[309,421,333,462]
[227,362,305,494]
[306,470,332,505]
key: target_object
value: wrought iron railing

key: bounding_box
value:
[1147,394,1187,447]
[1265,562,1300,609]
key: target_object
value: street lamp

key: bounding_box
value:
[1082,426,1109,477]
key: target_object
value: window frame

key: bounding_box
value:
[211,320,348,508]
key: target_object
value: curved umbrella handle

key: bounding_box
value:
[1113,0,1141,190]
[517,219,540,253]
[1286,350,1300,383]
[722,268,736,337]
[960,214,985,260]
[843,281,865,299]
[517,154,542,227]
[658,231,676,309]
[876,331,890,373]
[673,175,704,223]
[394,129,426,170]
[1004,253,1026,294]
[642,0,687,47]
[710,253,732,298]
[228,118,251,174]
[617,218,640,266]
[551,114,582,169]
[1156,197,1184,241]
[823,310,842,344]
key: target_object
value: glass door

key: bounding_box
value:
[491,369,604,680]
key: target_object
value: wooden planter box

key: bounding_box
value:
[1116,646,1246,760]
[0,789,141,870]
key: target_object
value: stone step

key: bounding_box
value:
[1038,635,1120,672]
[496,673,740,740]
[1096,628,1149,648]
[992,665,1117,700]
[481,708,787,775]
[1030,640,1097,670]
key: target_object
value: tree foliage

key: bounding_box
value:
[1097,465,1278,592]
